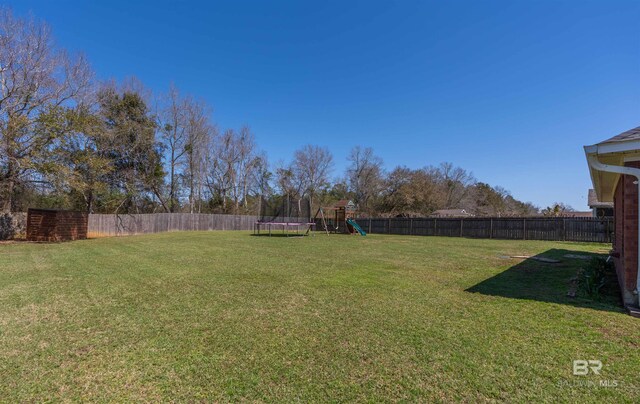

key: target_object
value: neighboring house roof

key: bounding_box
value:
[431,209,474,217]
[588,189,613,209]
[584,125,640,203]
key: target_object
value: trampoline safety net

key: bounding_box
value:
[258,195,312,223]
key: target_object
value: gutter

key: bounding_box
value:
[585,145,640,303]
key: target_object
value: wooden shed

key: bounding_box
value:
[26,208,88,242]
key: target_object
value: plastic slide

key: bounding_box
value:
[346,218,367,236]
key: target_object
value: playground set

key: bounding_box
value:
[254,196,366,237]
[314,199,366,236]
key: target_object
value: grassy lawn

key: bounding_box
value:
[1,232,638,401]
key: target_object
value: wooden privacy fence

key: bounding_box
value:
[87,213,614,243]
[354,217,614,243]
[88,213,260,237]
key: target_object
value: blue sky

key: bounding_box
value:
[7,0,640,209]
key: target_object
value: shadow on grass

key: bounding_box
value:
[466,249,623,313]
[250,233,310,238]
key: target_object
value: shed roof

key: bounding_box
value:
[334,199,354,208]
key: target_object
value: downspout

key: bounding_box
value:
[585,145,640,302]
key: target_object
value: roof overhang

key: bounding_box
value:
[585,141,640,202]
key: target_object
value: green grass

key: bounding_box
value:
[0,232,638,401]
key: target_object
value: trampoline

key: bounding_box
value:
[255,194,315,237]
[253,221,316,236]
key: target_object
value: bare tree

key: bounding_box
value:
[203,125,263,213]
[157,84,214,213]
[249,152,270,200]
[292,145,333,210]
[158,84,189,212]
[434,162,476,208]
[346,146,384,214]
[0,8,92,211]
[275,162,296,197]
[184,98,212,213]
[273,162,300,218]
[205,128,238,212]
[236,126,260,209]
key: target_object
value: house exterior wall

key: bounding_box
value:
[612,162,640,306]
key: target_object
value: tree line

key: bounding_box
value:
[1,9,554,217]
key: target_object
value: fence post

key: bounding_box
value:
[369,218,372,234]
[388,218,391,234]
[562,218,566,241]
[434,218,437,236]
[523,218,526,240]
[460,219,464,237]
[409,218,413,235]
[490,218,493,239]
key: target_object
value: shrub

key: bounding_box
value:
[579,257,614,300]
[0,212,26,240]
